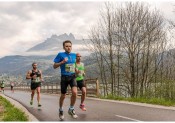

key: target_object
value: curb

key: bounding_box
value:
[1,94,39,122]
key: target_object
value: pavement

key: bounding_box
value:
[3,90,175,121]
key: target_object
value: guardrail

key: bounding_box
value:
[6,78,100,97]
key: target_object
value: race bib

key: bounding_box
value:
[65,64,75,72]
[33,77,40,83]
[78,70,84,76]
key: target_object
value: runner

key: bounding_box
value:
[26,62,43,107]
[53,40,78,120]
[1,80,5,93]
[75,53,86,111]
[10,82,15,93]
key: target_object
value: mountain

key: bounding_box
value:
[0,55,58,77]
[27,33,84,52]
[0,52,97,76]
[0,33,94,83]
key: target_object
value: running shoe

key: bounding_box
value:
[68,108,78,119]
[38,103,42,107]
[59,110,64,120]
[80,104,86,111]
[30,100,33,105]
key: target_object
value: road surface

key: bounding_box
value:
[4,90,175,121]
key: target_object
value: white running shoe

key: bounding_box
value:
[68,109,78,119]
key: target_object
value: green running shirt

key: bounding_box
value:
[75,62,85,81]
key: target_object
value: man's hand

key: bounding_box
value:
[83,73,85,76]
[62,57,68,64]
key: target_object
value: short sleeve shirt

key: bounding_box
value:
[53,52,76,76]
[75,62,85,81]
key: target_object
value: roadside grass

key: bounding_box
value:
[0,96,28,121]
[100,94,175,106]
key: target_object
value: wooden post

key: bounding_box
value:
[56,82,58,94]
[52,82,53,93]
[47,83,49,93]
[96,78,99,97]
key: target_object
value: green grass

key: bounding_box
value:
[100,94,175,106]
[0,96,28,121]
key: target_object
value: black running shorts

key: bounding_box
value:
[31,82,41,90]
[11,86,14,90]
[77,80,86,90]
[61,74,77,94]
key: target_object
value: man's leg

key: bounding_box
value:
[68,76,78,118]
[68,86,78,118]
[59,93,66,108]
[70,86,77,107]
[37,86,41,106]
[79,80,86,111]
[59,76,68,120]
[81,87,86,104]
[30,90,35,105]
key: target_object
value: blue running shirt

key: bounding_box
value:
[53,52,76,76]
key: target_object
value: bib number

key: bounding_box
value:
[33,77,40,83]
[65,64,75,72]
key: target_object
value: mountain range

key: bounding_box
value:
[26,33,89,54]
[27,33,76,52]
[0,33,93,82]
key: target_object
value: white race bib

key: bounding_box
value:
[33,77,40,83]
[65,64,75,72]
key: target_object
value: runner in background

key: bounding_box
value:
[75,53,87,111]
[1,80,5,93]
[26,62,43,107]
[10,82,15,93]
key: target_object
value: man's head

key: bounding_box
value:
[32,62,37,69]
[63,40,72,53]
[76,53,81,62]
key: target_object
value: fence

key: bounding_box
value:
[7,78,100,97]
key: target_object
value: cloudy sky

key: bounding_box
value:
[0,1,175,58]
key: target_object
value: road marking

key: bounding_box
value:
[115,115,141,122]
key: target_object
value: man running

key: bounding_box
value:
[10,82,15,93]
[26,62,43,107]
[53,40,77,120]
[75,53,87,111]
[1,80,5,93]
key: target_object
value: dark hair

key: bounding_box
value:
[63,40,72,47]
[32,62,37,66]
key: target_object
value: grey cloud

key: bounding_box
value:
[0,1,102,57]
[0,2,101,38]
[0,14,25,38]
[0,2,101,18]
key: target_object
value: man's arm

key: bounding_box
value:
[26,70,32,79]
[39,70,44,82]
[53,61,64,69]
[53,58,68,69]
[83,63,85,76]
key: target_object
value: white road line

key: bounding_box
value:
[115,115,142,122]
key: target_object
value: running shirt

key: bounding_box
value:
[30,70,41,83]
[53,52,76,76]
[75,62,85,81]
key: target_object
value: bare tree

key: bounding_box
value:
[87,2,167,98]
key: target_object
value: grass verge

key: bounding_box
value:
[0,96,28,121]
[100,94,175,106]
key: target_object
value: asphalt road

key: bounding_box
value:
[4,90,175,121]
